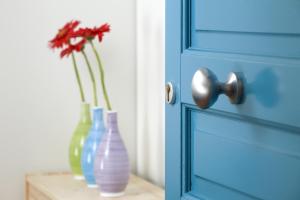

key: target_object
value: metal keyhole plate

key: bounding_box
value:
[165,82,176,104]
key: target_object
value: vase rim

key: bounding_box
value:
[93,106,103,110]
[107,110,117,114]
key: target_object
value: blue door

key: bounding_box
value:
[166,1,300,200]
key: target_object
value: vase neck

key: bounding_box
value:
[92,107,104,129]
[106,111,119,131]
[80,103,91,123]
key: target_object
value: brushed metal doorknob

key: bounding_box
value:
[191,68,244,109]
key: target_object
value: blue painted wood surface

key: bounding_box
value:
[166,0,182,199]
[191,0,300,58]
[166,0,300,200]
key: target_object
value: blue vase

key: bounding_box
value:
[81,107,105,187]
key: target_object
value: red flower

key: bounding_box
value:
[93,23,110,42]
[49,20,80,49]
[72,23,110,42]
[72,27,95,39]
[60,39,86,58]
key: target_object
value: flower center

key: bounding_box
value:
[58,29,67,37]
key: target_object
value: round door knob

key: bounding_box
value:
[191,68,244,109]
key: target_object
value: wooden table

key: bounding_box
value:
[25,172,164,200]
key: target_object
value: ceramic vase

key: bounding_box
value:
[69,103,92,180]
[94,111,130,197]
[81,107,105,187]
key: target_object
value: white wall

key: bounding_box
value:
[0,0,136,199]
[136,0,165,187]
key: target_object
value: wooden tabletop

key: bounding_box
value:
[26,172,164,200]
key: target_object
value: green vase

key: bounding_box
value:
[69,103,92,179]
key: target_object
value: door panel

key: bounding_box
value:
[190,0,300,58]
[194,0,300,34]
[181,51,300,127]
[191,110,300,200]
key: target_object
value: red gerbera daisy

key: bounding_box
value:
[93,23,110,42]
[71,27,95,40]
[49,20,80,49]
[60,39,87,58]
[72,23,110,42]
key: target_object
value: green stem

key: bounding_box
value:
[89,40,112,110]
[81,50,98,107]
[71,52,85,102]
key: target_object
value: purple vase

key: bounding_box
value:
[94,111,130,197]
